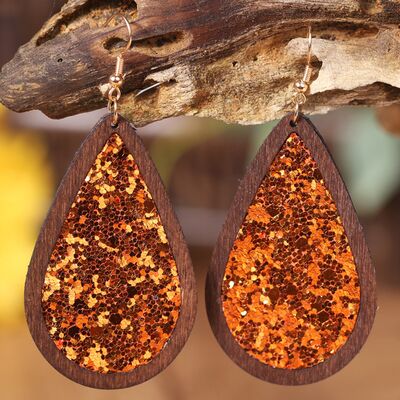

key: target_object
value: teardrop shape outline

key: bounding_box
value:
[25,115,197,389]
[206,114,376,385]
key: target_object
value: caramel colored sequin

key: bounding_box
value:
[42,134,181,373]
[222,133,360,369]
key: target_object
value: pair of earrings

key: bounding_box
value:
[25,21,376,389]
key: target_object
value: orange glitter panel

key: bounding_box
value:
[41,133,181,373]
[221,133,360,369]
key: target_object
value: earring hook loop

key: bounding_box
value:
[104,14,133,56]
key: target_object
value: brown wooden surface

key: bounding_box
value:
[0,0,64,66]
[24,114,197,389]
[205,114,377,385]
[1,1,400,126]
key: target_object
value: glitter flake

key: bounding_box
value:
[41,134,181,374]
[222,133,360,369]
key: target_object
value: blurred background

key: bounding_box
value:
[1,1,399,399]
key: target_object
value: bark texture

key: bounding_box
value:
[1,0,400,126]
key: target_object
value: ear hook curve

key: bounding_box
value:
[104,14,133,56]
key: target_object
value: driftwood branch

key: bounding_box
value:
[1,0,400,126]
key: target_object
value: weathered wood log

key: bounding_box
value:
[1,0,400,126]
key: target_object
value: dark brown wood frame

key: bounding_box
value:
[25,114,197,389]
[206,114,377,385]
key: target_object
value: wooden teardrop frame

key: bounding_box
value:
[206,114,377,385]
[25,115,197,389]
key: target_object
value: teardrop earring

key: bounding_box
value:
[206,27,376,385]
[25,15,197,389]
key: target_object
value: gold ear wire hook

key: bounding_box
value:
[103,14,133,126]
[104,14,133,56]
[292,25,313,124]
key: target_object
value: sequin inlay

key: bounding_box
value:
[42,134,181,373]
[222,133,360,369]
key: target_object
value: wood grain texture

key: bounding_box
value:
[1,0,400,126]
[205,114,377,385]
[25,114,197,389]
